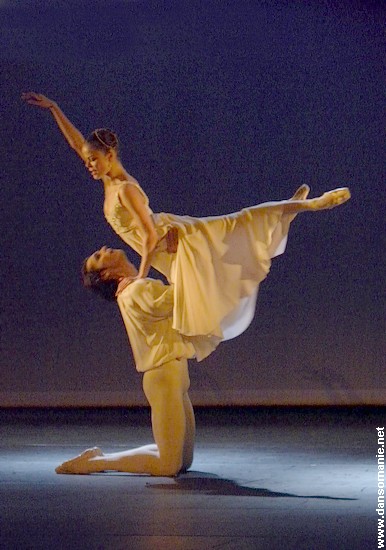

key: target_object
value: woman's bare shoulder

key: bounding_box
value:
[118,178,148,202]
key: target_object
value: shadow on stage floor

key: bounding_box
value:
[147,471,357,500]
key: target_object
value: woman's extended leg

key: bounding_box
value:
[291,184,310,201]
[55,359,191,476]
[269,187,350,215]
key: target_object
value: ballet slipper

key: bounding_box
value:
[311,187,351,210]
[291,184,310,201]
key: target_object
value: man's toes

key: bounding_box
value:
[55,463,69,474]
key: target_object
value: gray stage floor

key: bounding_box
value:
[0,407,383,550]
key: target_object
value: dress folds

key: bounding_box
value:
[105,180,295,360]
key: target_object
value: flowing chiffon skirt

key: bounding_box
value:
[152,204,291,344]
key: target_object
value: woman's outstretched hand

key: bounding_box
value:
[21,92,56,109]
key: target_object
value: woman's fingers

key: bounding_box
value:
[22,91,39,101]
[21,92,53,108]
[21,92,40,105]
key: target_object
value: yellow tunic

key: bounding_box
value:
[106,179,294,344]
[117,279,220,369]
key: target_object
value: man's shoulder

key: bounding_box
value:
[118,278,168,300]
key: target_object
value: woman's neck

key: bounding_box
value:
[106,160,129,182]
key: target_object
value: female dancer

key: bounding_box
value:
[22,92,351,351]
[56,246,209,476]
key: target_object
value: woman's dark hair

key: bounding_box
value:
[86,128,119,155]
[81,259,118,302]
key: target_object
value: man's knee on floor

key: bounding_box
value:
[157,453,183,477]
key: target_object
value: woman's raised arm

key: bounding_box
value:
[22,92,86,159]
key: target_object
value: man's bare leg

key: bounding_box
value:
[55,360,189,477]
[181,393,195,472]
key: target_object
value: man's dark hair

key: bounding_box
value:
[81,259,118,302]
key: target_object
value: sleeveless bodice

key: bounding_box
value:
[104,180,156,255]
[104,179,176,277]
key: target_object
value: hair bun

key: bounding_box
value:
[94,128,118,149]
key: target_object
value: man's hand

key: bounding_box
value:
[166,227,178,254]
[115,276,138,297]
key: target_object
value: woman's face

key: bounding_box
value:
[86,247,137,279]
[82,144,112,179]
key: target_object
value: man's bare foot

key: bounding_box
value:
[291,184,310,201]
[310,187,351,210]
[55,447,103,475]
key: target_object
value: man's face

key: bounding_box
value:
[86,247,130,276]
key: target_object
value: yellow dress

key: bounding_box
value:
[105,179,295,354]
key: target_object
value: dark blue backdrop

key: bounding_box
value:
[1,0,384,405]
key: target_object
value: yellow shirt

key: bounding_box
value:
[117,279,219,372]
